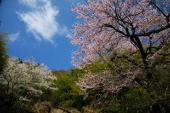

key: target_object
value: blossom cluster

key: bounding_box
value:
[69,0,170,68]
[0,56,57,102]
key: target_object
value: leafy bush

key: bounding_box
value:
[52,70,89,110]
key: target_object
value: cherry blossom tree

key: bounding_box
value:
[0,56,57,103]
[69,0,170,108]
[69,0,170,74]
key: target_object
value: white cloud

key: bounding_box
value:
[58,26,70,36]
[64,0,78,2]
[17,0,70,43]
[9,31,21,42]
[18,0,38,8]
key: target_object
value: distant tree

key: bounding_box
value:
[0,56,57,105]
[69,0,170,111]
[0,0,3,25]
[0,0,2,5]
[0,32,9,74]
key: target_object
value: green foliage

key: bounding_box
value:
[39,88,55,102]
[116,87,151,112]
[0,32,9,74]
[115,62,170,112]
[0,99,33,113]
[59,100,74,108]
[51,70,89,110]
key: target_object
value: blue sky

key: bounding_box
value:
[0,0,82,70]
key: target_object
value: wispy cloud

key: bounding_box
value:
[17,0,69,43]
[8,31,21,42]
[18,0,38,8]
[64,0,79,3]
[58,26,70,36]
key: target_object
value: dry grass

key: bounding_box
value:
[32,101,81,113]
[82,106,98,113]
[33,101,52,113]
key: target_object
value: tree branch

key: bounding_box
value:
[105,24,170,37]
[111,54,142,68]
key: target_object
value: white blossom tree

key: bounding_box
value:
[0,56,57,102]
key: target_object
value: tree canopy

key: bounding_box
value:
[69,0,170,111]
[69,0,170,73]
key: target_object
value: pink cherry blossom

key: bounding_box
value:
[68,0,170,68]
[69,0,170,104]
